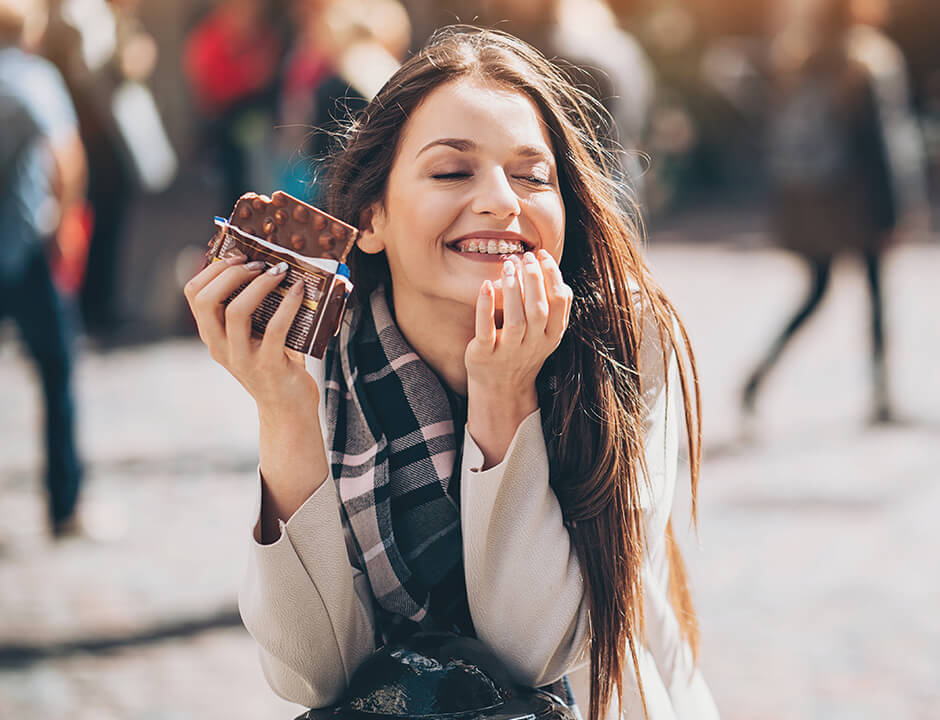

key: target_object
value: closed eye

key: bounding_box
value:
[516,175,551,186]
[432,172,471,180]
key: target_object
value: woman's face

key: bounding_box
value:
[362,77,566,313]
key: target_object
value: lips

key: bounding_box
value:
[446,231,535,255]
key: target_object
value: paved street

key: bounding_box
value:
[1,238,938,719]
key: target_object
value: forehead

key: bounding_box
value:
[397,77,555,158]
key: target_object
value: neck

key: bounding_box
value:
[387,286,474,398]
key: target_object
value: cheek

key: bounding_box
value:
[386,184,464,253]
[528,194,566,257]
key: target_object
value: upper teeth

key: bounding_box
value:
[457,239,525,254]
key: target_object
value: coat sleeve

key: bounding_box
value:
[461,307,719,719]
[458,302,670,688]
[460,408,591,688]
[632,315,721,719]
[238,473,376,707]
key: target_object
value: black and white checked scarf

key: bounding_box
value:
[323,286,578,713]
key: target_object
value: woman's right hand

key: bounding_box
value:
[183,254,320,416]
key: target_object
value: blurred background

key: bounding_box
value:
[1,0,937,717]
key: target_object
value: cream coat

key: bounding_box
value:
[238,317,720,720]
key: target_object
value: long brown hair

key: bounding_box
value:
[324,26,702,720]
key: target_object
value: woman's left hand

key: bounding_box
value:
[464,250,572,468]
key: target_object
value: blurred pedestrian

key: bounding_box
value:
[42,0,162,338]
[847,0,930,240]
[274,0,335,200]
[274,0,409,203]
[744,0,901,424]
[1,0,87,536]
[184,0,284,212]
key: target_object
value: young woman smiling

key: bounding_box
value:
[184,26,719,720]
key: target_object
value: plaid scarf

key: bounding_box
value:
[323,286,578,714]
[323,286,471,637]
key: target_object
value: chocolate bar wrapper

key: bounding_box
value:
[206,218,353,358]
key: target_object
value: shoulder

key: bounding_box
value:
[1,50,64,91]
[848,26,905,80]
[1,51,76,137]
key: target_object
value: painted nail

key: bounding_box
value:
[226,253,247,265]
[537,249,551,261]
[268,261,289,275]
[245,261,265,271]
[503,260,515,275]
[523,251,537,265]
[480,281,492,296]
[290,280,305,295]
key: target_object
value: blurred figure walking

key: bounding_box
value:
[274,0,409,202]
[274,0,336,201]
[184,0,284,212]
[847,0,929,240]
[743,0,905,425]
[0,0,87,536]
[42,0,161,338]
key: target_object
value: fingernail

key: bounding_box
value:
[537,249,551,261]
[523,251,537,265]
[226,253,247,265]
[290,279,305,296]
[245,261,265,271]
[493,279,503,291]
[503,260,515,276]
[480,281,492,296]
[268,261,289,276]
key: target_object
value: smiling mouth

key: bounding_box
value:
[447,237,533,255]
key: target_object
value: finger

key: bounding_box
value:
[499,258,525,346]
[520,251,549,336]
[225,261,290,355]
[539,250,573,341]
[491,278,504,328]
[285,347,308,368]
[191,259,264,348]
[509,252,525,295]
[474,280,496,349]
[184,252,245,306]
[260,276,305,359]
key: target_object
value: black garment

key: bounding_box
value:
[79,133,133,333]
[203,92,275,213]
[768,48,896,258]
[303,74,368,205]
[743,251,888,417]
[42,3,141,333]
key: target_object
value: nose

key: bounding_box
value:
[470,167,521,219]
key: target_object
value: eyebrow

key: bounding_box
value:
[415,138,553,161]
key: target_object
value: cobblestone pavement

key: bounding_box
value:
[1,239,937,719]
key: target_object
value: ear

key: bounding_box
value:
[357,202,387,255]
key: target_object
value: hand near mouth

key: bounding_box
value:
[464,250,573,470]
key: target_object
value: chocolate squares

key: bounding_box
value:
[232,191,357,262]
[205,191,356,358]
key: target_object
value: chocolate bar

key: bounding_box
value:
[231,191,357,261]
[205,192,356,358]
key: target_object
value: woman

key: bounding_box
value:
[184,27,719,720]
